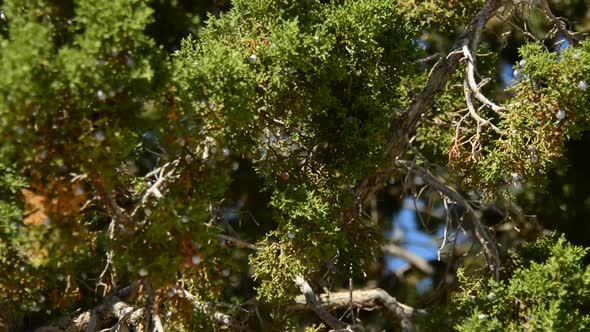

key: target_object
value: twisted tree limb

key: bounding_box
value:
[291,288,424,332]
[33,285,233,332]
[356,0,504,204]
[352,0,505,279]
[293,276,355,331]
[35,284,140,332]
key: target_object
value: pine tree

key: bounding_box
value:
[1,0,590,331]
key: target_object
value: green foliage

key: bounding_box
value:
[0,0,414,325]
[271,188,342,262]
[305,323,326,332]
[174,0,417,182]
[0,162,26,194]
[0,0,179,314]
[444,42,590,197]
[174,0,414,301]
[399,0,485,33]
[434,235,590,331]
[250,238,306,303]
[0,0,166,170]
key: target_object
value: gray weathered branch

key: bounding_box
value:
[356,0,504,205]
[35,285,139,332]
[291,288,424,332]
[381,243,435,276]
[394,160,500,280]
[350,0,504,279]
[293,276,355,331]
[33,285,235,332]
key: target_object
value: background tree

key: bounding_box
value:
[1,0,590,331]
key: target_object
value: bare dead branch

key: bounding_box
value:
[381,244,435,276]
[293,276,355,331]
[132,159,181,217]
[461,45,508,115]
[344,0,506,279]
[91,177,134,237]
[415,53,443,64]
[35,285,140,332]
[291,288,424,332]
[35,285,236,332]
[463,78,502,133]
[536,0,582,45]
[394,160,500,280]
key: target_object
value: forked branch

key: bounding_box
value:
[394,160,500,280]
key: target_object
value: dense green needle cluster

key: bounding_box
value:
[449,235,590,332]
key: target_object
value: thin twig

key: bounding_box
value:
[394,160,500,280]
[218,234,259,250]
[349,277,355,325]
[415,53,443,64]
[132,159,180,217]
[438,198,451,261]
[536,0,581,45]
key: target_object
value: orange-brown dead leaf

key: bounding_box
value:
[21,178,89,226]
[21,188,49,226]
